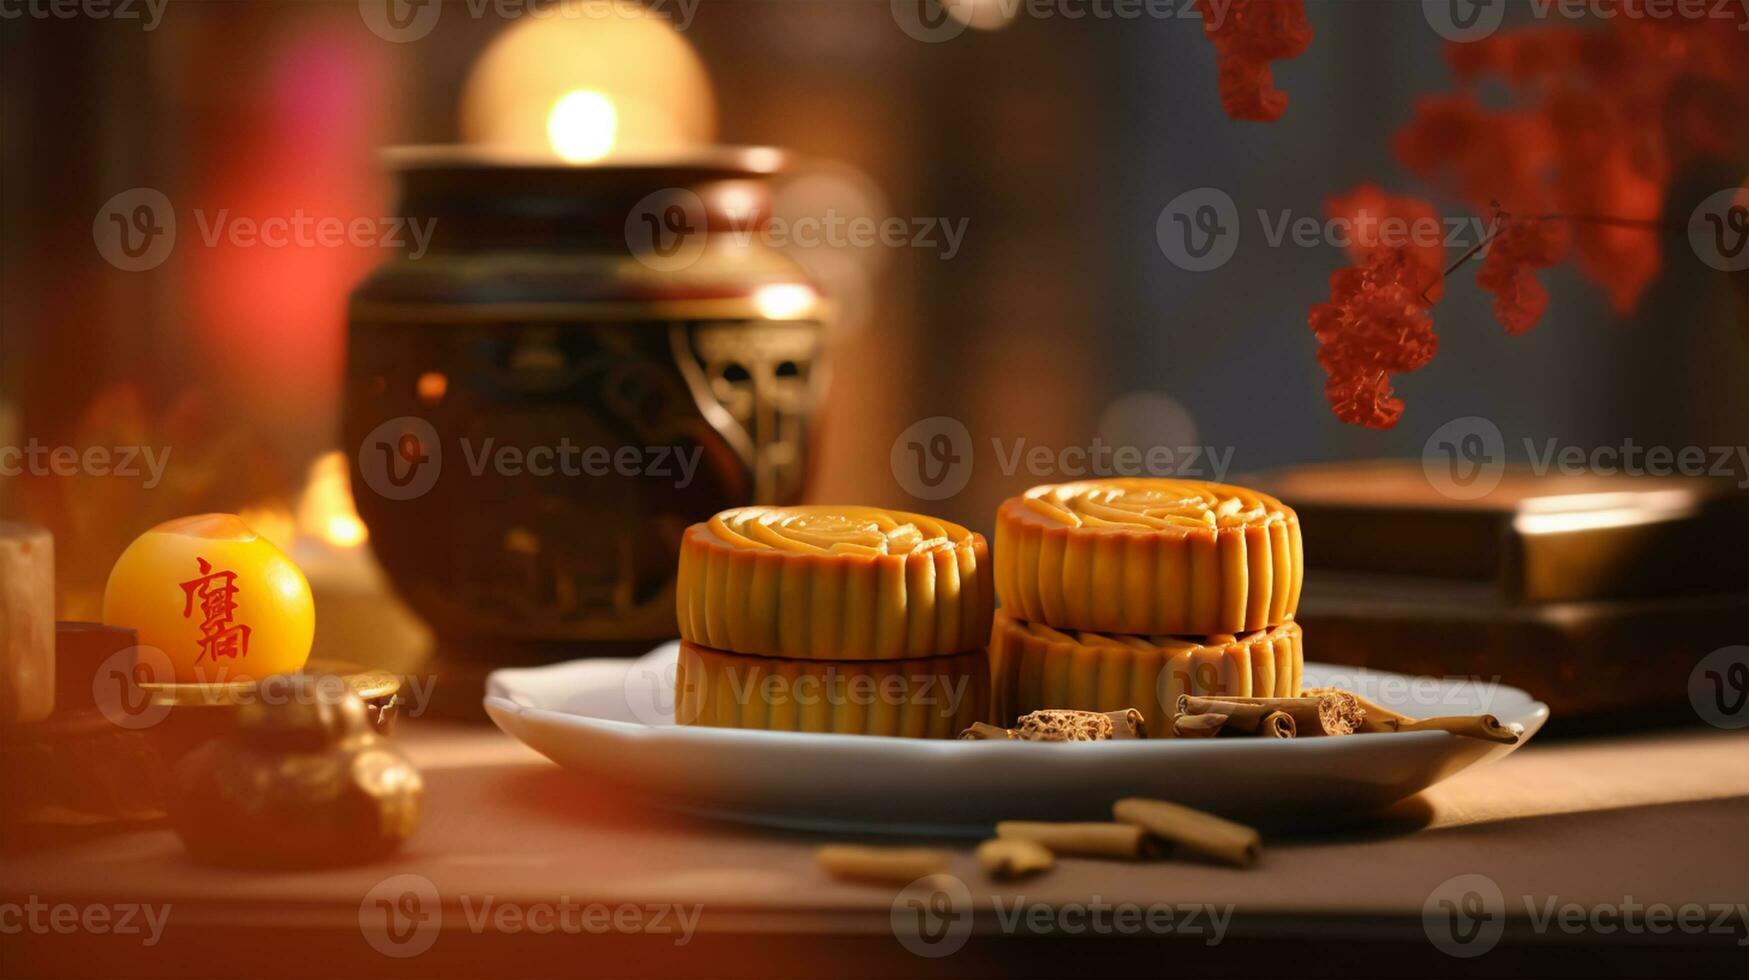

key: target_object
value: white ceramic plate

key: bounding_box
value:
[484,644,1548,835]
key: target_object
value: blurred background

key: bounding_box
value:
[2,0,1745,659]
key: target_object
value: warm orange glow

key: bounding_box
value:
[416,371,448,405]
[297,452,370,549]
[947,0,1020,31]
[324,514,369,548]
[459,9,715,160]
[753,283,816,320]
[714,180,762,223]
[547,89,619,162]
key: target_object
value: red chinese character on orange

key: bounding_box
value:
[179,556,252,663]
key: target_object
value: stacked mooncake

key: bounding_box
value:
[674,506,993,738]
[989,479,1305,735]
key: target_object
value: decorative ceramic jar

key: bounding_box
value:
[346,148,826,651]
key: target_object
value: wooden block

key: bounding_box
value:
[1253,462,1748,602]
[1295,571,1747,721]
[0,522,55,724]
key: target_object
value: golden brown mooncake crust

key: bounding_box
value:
[995,478,1303,636]
[675,641,990,738]
[988,610,1303,737]
[677,505,993,660]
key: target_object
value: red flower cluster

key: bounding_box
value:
[1477,214,1568,336]
[1403,16,1746,320]
[1326,183,1447,300]
[1303,12,1748,427]
[1308,187,1443,430]
[1194,0,1312,122]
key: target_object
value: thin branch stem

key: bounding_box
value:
[1418,209,1688,304]
[1533,212,1687,232]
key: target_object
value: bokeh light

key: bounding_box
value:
[547,89,619,162]
[459,5,715,160]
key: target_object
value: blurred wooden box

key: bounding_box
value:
[1290,573,1745,721]
[1257,462,1748,602]
[1253,462,1749,721]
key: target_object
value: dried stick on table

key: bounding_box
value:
[1113,797,1261,868]
[977,838,1054,879]
[995,821,1160,860]
[816,846,949,884]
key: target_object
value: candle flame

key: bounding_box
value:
[547,89,618,163]
[753,283,816,321]
[298,451,369,549]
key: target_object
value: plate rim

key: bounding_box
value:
[483,651,1551,753]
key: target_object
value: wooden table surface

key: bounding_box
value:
[5,723,1746,979]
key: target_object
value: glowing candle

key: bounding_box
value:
[103,514,314,683]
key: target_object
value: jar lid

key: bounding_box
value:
[379,143,787,179]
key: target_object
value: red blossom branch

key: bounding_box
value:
[1299,12,1748,428]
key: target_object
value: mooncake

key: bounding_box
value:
[988,610,1303,737]
[995,479,1302,636]
[677,505,993,660]
[674,641,990,738]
